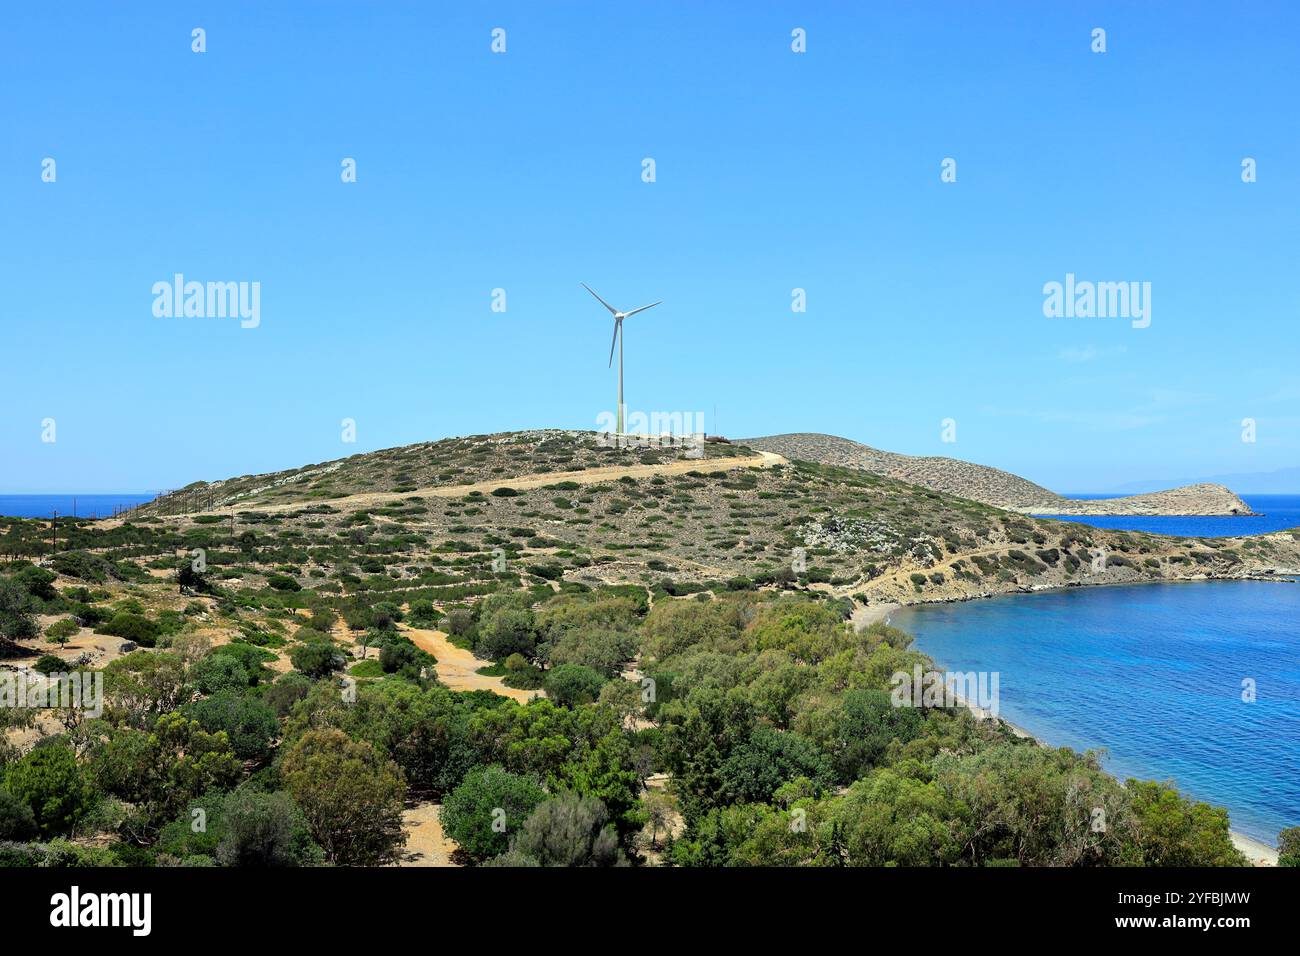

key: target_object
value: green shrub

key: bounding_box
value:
[185,691,279,760]
[2,743,91,837]
[290,641,346,678]
[440,766,545,863]
[350,659,385,678]
[0,788,38,841]
[96,611,162,647]
[408,599,438,626]
[542,663,606,707]
[264,672,313,717]
[1277,826,1300,867]
[50,551,117,583]
[192,654,251,695]
[31,654,65,676]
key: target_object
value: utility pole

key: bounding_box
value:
[51,510,57,555]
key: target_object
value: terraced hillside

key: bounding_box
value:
[19,431,1294,620]
[744,433,1254,516]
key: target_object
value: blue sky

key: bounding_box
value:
[3,1,1297,494]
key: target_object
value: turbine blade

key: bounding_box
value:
[622,300,662,319]
[608,318,620,367]
[582,283,619,315]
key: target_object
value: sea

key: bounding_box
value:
[893,579,1300,846]
[1034,493,1300,537]
[0,493,157,519]
[895,493,1300,846]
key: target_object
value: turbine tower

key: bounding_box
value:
[582,283,662,435]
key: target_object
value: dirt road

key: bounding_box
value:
[403,626,541,703]
[167,450,788,518]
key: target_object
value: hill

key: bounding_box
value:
[742,433,1254,516]
[83,430,1298,613]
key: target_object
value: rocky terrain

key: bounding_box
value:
[743,434,1255,516]
[12,430,1292,629]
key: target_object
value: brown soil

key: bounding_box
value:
[403,626,542,703]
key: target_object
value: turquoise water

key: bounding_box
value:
[0,494,156,519]
[1035,494,1300,537]
[892,581,1300,845]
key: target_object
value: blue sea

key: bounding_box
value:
[893,581,1300,845]
[1035,494,1300,537]
[0,493,156,519]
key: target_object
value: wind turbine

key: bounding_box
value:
[582,283,662,435]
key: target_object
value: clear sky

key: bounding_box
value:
[3,2,1297,494]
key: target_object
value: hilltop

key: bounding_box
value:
[743,433,1254,516]
[134,430,751,515]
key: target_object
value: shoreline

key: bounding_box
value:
[856,595,1281,866]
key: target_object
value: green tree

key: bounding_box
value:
[408,600,439,626]
[543,663,606,707]
[45,618,80,648]
[186,691,279,761]
[280,729,406,866]
[0,787,39,840]
[103,651,191,725]
[177,562,215,595]
[440,765,545,863]
[192,654,251,695]
[490,794,626,867]
[716,726,834,806]
[641,790,675,850]
[556,731,646,841]
[830,768,964,866]
[0,577,39,649]
[343,681,475,796]
[91,713,241,832]
[264,672,313,718]
[476,607,538,662]
[290,641,346,678]
[1127,779,1248,867]
[215,789,323,867]
[2,743,92,837]
[1277,826,1300,867]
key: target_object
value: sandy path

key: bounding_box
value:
[403,626,541,703]
[397,802,459,867]
[177,450,787,518]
